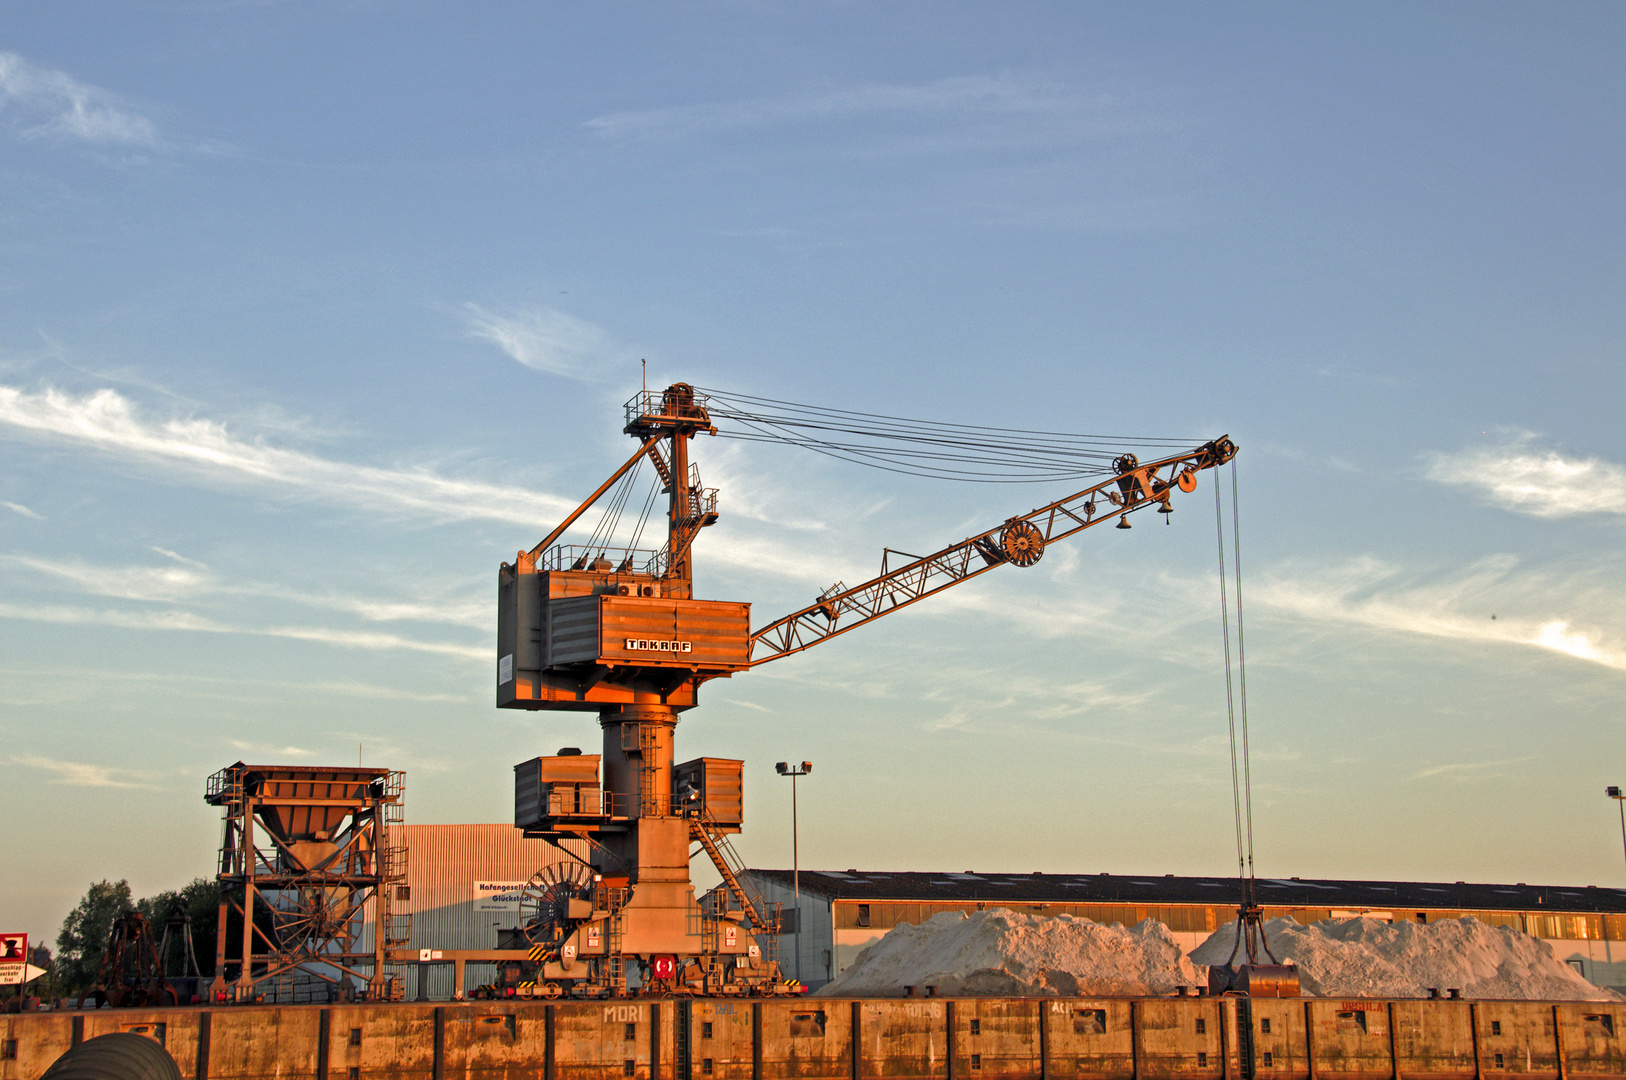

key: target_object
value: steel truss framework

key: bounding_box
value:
[747,438,1238,664]
[205,764,408,1003]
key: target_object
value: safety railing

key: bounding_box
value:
[624,387,712,428]
[539,544,667,576]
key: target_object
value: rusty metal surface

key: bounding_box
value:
[13,998,1626,1080]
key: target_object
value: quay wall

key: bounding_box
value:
[4,998,1625,1080]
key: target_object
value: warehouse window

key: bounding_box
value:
[856,905,871,927]
[702,1022,713,1039]
[625,1023,637,1041]
[1260,1019,1271,1035]
[970,1055,981,1071]
[1196,1019,1206,1035]
[624,1062,635,1076]
[2,1040,17,1061]
[1494,1055,1505,1069]
[1198,1053,1208,1067]
[702,1060,713,1075]
[1262,1053,1274,1067]
[1583,1015,1615,1036]
[1491,1022,1502,1036]
[350,1029,362,1046]
[970,1019,981,1036]
[1337,1012,1367,1034]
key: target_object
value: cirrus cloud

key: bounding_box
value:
[462,303,617,379]
[0,383,574,527]
[0,51,159,147]
[1423,434,1626,518]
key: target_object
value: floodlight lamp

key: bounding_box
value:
[776,762,788,774]
[1609,786,1623,798]
[802,761,813,774]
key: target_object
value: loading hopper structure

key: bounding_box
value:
[205,763,408,1003]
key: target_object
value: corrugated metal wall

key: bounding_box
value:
[392,824,588,999]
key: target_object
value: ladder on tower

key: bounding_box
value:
[1235,999,1256,1080]
[673,1000,692,1080]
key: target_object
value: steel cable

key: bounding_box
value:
[695,386,1204,484]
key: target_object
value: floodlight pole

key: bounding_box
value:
[1609,787,1626,882]
[776,761,812,981]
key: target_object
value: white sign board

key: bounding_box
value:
[473,881,529,913]
[0,963,46,986]
[0,933,28,984]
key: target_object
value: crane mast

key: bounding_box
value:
[493,383,1237,998]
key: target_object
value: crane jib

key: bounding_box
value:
[745,436,1237,665]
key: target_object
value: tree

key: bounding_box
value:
[136,878,218,977]
[55,880,133,994]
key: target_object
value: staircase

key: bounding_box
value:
[689,811,770,932]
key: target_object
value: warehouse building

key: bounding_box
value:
[740,869,1626,993]
[384,824,584,999]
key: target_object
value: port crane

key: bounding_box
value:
[493,383,1236,998]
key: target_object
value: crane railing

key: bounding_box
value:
[747,437,1236,666]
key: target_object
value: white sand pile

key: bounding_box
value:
[816,908,1203,997]
[1191,916,1622,1001]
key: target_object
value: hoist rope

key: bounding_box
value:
[1232,464,1257,886]
[1214,470,1247,890]
[585,463,640,554]
[1215,460,1274,968]
[626,475,662,554]
[695,386,1204,484]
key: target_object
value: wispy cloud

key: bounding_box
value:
[228,739,313,759]
[0,383,858,589]
[0,384,574,527]
[1409,758,1529,783]
[462,304,616,379]
[7,754,158,788]
[1,500,42,520]
[1423,434,1626,518]
[0,599,487,661]
[583,75,1152,144]
[149,545,205,568]
[1253,555,1626,672]
[2,553,487,630]
[0,52,159,147]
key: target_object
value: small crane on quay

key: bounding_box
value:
[492,383,1238,999]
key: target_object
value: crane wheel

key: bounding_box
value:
[1177,469,1198,493]
[999,521,1045,567]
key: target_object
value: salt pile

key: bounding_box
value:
[816,908,1202,998]
[1191,916,1622,1001]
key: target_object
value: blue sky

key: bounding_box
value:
[2,3,1624,944]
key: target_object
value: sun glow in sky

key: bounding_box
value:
[2,3,1625,943]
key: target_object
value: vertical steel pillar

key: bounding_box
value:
[237,796,255,1001]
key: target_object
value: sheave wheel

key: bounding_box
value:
[999,521,1045,567]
